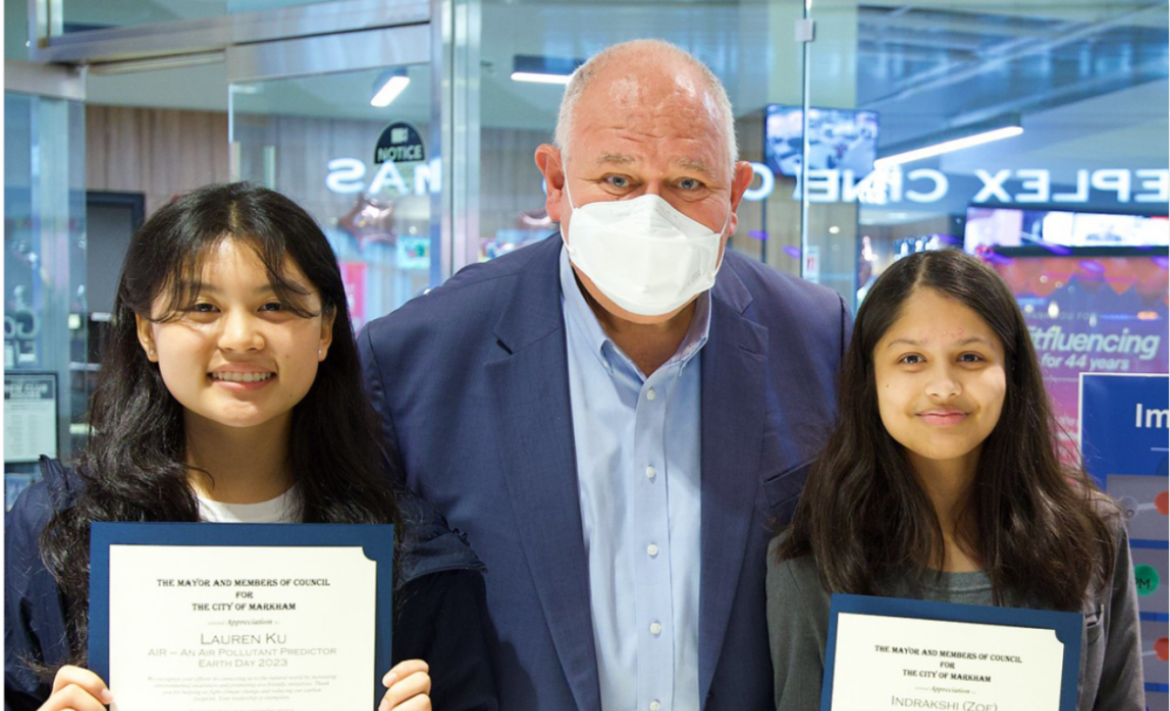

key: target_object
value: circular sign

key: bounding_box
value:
[374,122,425,165]
[1134,564,1160,597]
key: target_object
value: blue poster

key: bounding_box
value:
[1079,373,1168,706]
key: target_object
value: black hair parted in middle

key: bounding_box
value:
[40,182,402,665]
[778,249,1116,611]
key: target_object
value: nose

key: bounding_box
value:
[217,309,265,352]
[924,364,961,400]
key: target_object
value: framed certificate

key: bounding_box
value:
[89,522,394,711]
[822,594,1083,711]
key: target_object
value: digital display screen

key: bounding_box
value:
[964,205,1170,253]
[985,249,1169,450]
[764,105,879,178]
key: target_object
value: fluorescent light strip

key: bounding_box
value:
[511,71,572,85]
[874,126,1023,169]
[370,76,410,107]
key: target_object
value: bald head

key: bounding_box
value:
[554,40,738,170]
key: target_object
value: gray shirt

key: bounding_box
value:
[766,520,1144,711]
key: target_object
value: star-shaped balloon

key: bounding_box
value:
[338,194,397,248]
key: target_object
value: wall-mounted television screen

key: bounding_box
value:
[964,205,1170,253]
[764,104,879,178]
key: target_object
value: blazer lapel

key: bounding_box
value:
[698,268,769,707]
[485,237,601,711]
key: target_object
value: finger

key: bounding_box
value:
[382,658,429,687]
[380,671,432,709]
[49,666,112,704]
[39,683,109,711]
[382,694,431,711]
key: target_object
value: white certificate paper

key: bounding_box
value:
[822,595,1082,711]
[90,524,391,711]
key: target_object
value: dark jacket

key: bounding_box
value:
[5,458,498,711]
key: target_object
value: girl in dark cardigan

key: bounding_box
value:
[5,183,497,711]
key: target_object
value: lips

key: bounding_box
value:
[917,409,967,426]
[209,372,275,383]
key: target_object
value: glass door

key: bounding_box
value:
[228,26,436,327]
[4,70,88,505]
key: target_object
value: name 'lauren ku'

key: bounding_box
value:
[200,633,288,646]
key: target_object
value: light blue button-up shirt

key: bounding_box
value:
[559,244,707,711]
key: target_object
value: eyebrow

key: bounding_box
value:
[595,153,636,166]
[180,281,311,296]
[592,154,715,177]
[673,157,715,176]
[885,336,996,349]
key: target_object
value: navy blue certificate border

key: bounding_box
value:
[821,594,1083,711]
[89,522,394,706]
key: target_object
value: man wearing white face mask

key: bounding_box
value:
[359,39,851,711]
[560,177,731,318]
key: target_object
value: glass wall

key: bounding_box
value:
[4,90,88,507]
[231,61,436,325]
[798,0,1169,437]
[468,0,807,273]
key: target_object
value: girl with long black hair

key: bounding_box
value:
[768,249,1142,711]
[6,183,496,711]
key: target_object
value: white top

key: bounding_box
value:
[197,486,301,523]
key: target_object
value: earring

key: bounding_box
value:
[148,348,156,357]
[318,348,323,357]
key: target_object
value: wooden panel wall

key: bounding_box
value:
[86,105,232,216]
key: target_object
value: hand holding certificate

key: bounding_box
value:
[821,595,1082,711]
[89,522,394,711]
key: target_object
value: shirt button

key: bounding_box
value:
[650,702,662,711]
[646,388,657,400]
[650,621,662,636]
[647,543,659,558]
[645,466,656,480]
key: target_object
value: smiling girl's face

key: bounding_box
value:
[873,287,1007,477]
[135,238,334,437]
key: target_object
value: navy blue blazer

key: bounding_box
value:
[359,235,850,711]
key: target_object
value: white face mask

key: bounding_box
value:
[562,183,730,317]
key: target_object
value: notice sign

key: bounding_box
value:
[4,373,58,462]
[374,122,425,165]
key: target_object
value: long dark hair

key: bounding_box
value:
[779,249,1116,610]
[40,182,401,663]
